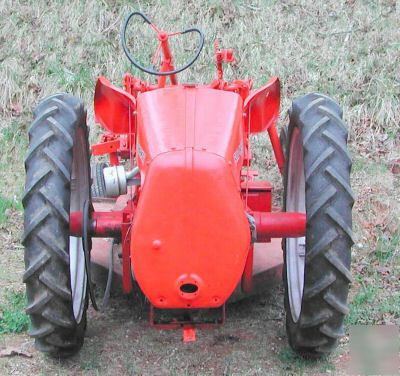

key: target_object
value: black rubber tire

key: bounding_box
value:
[91,162,107,198]
[282,93,354,358]
[22,93,90,358]
[279,124,288,157]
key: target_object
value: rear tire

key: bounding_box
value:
[91,162,107,198]
[279,124,288,157]
[283,93,354,358]
[23,93,90,357]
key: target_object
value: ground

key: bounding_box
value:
[0,0,399,375]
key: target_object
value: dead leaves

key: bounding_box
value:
[208,1,237,27]
[0,347,32,358]
[389,158,400,175]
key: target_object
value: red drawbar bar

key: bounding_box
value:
[253,212,306,241]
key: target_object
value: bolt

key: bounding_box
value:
[152,240,162,250]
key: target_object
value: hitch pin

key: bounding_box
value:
[182,325,196,343]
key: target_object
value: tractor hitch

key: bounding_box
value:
[149,305,226,343]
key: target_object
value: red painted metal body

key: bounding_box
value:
[132,86,249,308]
[74,18,307,334]
[94,76,136,135]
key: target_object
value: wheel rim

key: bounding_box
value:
[286,127,306,323]
[69,128,89,323]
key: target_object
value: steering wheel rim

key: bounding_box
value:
[121,11,205,76]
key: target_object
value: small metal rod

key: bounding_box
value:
[158,31,178,85]
[241,244,254,293]
[267,124,285,174]
[125,166,140,179]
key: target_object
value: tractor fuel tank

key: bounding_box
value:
[131,86,250,308]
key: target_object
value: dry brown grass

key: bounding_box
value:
[0,0,399,374]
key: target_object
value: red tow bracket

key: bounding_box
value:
[253,212,306,242]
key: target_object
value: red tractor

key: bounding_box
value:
[23,12,353,358]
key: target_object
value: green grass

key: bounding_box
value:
[345,230,400,326]
[0,290,29,335]
[0,196,17,224]
[278,347,335,374]
[352,158,388,174]
[375,231,400,263]
[47,61,93,92]
[80,359,100,371]
[1,120,24,144]
[346,284,377,326]
[379,292,400,317]
[346,279,400,326]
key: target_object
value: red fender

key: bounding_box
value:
[94,76,136,134]
[244,77,280,133]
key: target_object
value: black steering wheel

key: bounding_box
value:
[121,11,205,76]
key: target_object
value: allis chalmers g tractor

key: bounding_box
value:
[23,12,353,358]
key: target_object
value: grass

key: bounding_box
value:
[346,284,400,326]
[0,197,14,224]
[80,359,100,371]
[0,290,29,335]
[375,230,400,263]
[47,61,94,92]
[346,283,378,326]
[278,347,335,375]
[346,228,400,326]
[0,196,21,224]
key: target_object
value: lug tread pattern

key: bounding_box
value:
[324,251,353,283]
[323,291,350,315]
[39,187,69,224]
[326,207,354,243]
[303,272,336,300]
[305,228,337,263]
[23,94,89,357]
[47,117,74,148]
[320,324,345,339]
[25,131,54,163]
[307,186,336,221]
[22,207,50,245]
[39,272,72,301]
[22,252,51,283]
[300,310,333,329]
[37,230,70,265]
[42,307,74,329]
[283,93,354,358]
[322,130,352,165]
[43,147,70,182]
[25,291,53,314]
[28,324,54,339]
[22,167,52,206]
[29,106,58,135]
[325,166,355,203]
[304,147,335,180]
[91,162,107,198]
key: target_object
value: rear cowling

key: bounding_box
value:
[131,86,250,308]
